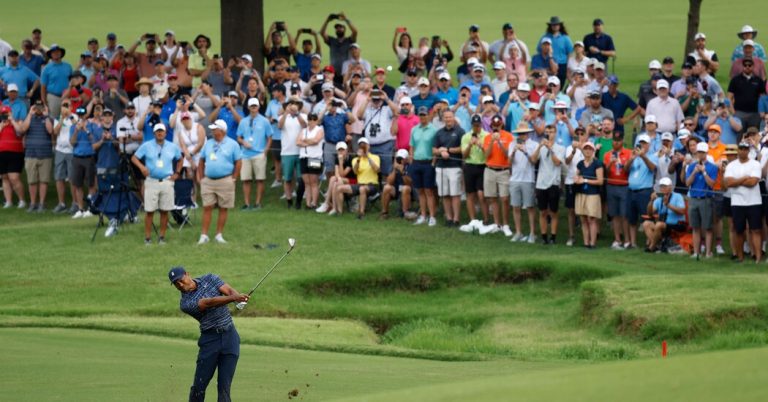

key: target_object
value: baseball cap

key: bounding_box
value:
[374,67,386,75]
[724,144,738,155]
[107,32,117,40]
[481,95,494,104]
[708,124,722,133]
[168,266,186,284]
[662,56,675,64]
[553,101,569,109]
[125,102,136,109]
[469,24,480,32]
[582,141,596,150]
[208,119,228,131]
[357,137,370,145]
[154,59,164,65]
[241,54,253,63]
[612,132,624,141]
[418,77,431,86]
[607,75,619,85]
[164,30,175,37]
[517,82,531,92]
[471,114,482,124]
[738,141,750,148]
[637,134,651,143]
[528,103,540,111]
[335,142,348,150]
[644,115,657,124]
[350,43,360,49]
[247,98,260,107]
[502,23,513,30]
[227,90,238,98]
[290,82,301,92]
[321,82,335,92]
[648,59,662,70]
[153,123,167,132]
[661,132,675,141]
[472,64,485,72]
[593,18,604,26]
[656,79,670,89]
[685,76,699,85]
[323,65,335,73]
[587,89,601,98]
[694,32,706,40]
[659,177,673,187]
[541,37,552,45]
[677,128,691,138]
[493,61,506,70]
[574,41,585,48]
[695,142,709,153]
[395,149,409,159]
[743,39,755,47]
[682,62,693,69]
[311,53,322,61]
[438,72,451,81]
[399,96,412,105]
[6,84,18,92]
[417,106,429,115]
[102,108,114,116]
[491,114,503,125]
[594,62,605,70]
[547,76,561,86]
[7,49,19,57]
[466,57,479,66]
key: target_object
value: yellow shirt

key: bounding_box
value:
[188,54,206,88]
[353,153,381,185]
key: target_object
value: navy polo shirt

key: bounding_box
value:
[582,33,615,63]
[93,125,120,170]
[180,274,234,332]
[685,161,719,198]
[322,112,349,143]
[142,114,170,144]
[531,54,554,71]
[160,100,177,142]
[70,122,99,157]
[601,91,637,133]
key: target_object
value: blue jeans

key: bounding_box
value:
[189,325,240,402]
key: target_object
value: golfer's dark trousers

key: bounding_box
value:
[189,325,240,402]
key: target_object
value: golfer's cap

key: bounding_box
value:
[648,59,662,70]
[553,100,569,109]
[677,128,691,138]
[659,177,673,187]
[482,95,494,104]
[547,76,561,86]
[395,149,409,159]
[594,62,606,70]
[725,144,739,154]
[661,132,675,141]
[645,115,658,124]
[582,141,596,150]
[241,54,253,63]
[471,114,482,124]
[541,37,552,45]
[335,141,348,150]
[493,61,506,70]
[738,141,751,149]
[209,119,228,131]
[637,134,651,143]
[6,83,18,92]
[417,106,430,116]
[168,266,186,284]
[357,137,370,145]
[528,103,540,110]
[466,57,480,66]
[472,64,485,72]
[694,32,706,40]
[399,96,412,105]
[695,142,709,153]
[180,112,192,120]
[153,123,167,132]
[708,124,722,133]
[438,72,451,81]
[517,82,531,92]
[417,77,431,87]
[656,79,670,89]
[321,82,335,92]
[743,39,755,47]
[574,41,585,48]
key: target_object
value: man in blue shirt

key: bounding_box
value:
[69,107,98,218]
[583,19,616,63]
[320,100,353,178]
[138,101,169,144]
[601,75,642,133]
[2,84,28,120]
[553,101,577,147]
[40,45,72,119]
[412,77,438,112]
[463,66,488,105]
[685,142,718,258]
[198,120,242,245]
[503,83,531,131]
[265,85,286,188]
[624,134,658,248]
[1,50,40,103]
[168,266,249,402]
[237,98,272,210]
[132,123,182,244]
[642,177,686,252]
[19,39,44,77]
[531,38,557,76]
[434,72,458,105]
[92,109,120,174]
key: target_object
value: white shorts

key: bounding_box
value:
[144,178,175,212]
[435,167,462,197]
[240,153,267,181]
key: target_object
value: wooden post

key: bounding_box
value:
[221,0,264,73]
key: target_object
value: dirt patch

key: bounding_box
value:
[288,388,299,398]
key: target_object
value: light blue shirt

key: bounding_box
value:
[40,61,73,96]
[539,94,571,124]
[0,65,39,97]
[200,137,242,178]
[435,87,459,106]
[505,101,530,132]
[265,99,282,141]
[237,114,272,158]
[653,192,686,224]
[628,154,658,190]
[134,139,182,179]
[634,132,663,155]
[537,33,574,65]
[454,104,476,133]
[554,118,578,147]
[713,116,742,145]
[2,98,27,120]
[70,122,99,157]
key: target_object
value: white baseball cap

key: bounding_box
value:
[528,103,541,111]
[694,32,706,40]
[466,57,479,65]
[517,82,531,92]
[574,41,585,48]
[357,137,370,145]
[594,62,606,70]
[696,142,709,153]
[395,149,409,159]
[493,61,506,70]
[743,39,755,47]
[6,83,18,92]
[659,177,673,187]
[637,134,651,143]
[661,132,675,141]
[553,100,569,109]
[417,77,431,87]
[645,114,658,124]
[153,123,167,132]
[677,128,691,138]
[247,98,260,107]
[321,82,335,92]
[438,72,451,81]
[547,76,561,86]
[335,141,348,150]
[481,95,494,104]
[472,64,486,72]
[399,96,412,105]
[648,59,662,70]
[241,54,253,63]
[656,79,670,89]
[208,119,228,131]
[541,37,552,45]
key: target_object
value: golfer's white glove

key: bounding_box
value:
[235,302,248,310]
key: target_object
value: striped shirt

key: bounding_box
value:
[179,274,233,332]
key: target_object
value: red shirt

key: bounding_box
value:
[602,147,632,186]
[122,66,139,93]
[528,88,546,104]
[0,123,23,153]
[66,86,93,111]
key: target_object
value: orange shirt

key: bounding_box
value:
[602,147,632,186]
[708,141,726,190]
[483,130,514,168]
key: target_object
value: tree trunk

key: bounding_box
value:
[221,0,264,73]
[684,0,703,59]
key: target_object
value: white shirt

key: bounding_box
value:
[508,139,538,183]
[132,95,152,119]
[280,113,307,156]
[299,125,324,159]
[724,159,762,206]
[535,143,565,189]
[54,115,77,153]
[564,145,584,185]
[566,84,588,114]
[655,150,676,191]
[491,78,508,100]
[362,106,394,145]
[116,115,141,154]
[490,38,529,62]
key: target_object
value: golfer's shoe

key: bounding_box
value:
[197,234,210,245]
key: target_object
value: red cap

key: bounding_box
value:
[323,65,335,74]
[375,67,386,75]
[168,73,178,80]
[0,106,11,114]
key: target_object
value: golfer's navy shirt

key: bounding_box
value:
[180,274,233,332]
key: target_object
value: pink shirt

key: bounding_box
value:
[504,56,527,82]
[395,114,419,150]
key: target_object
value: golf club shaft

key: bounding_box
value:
[245,247,293,296]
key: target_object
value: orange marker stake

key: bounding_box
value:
[662,340,668,358]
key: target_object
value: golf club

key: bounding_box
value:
[235,238,296,310]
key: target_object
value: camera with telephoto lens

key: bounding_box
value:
[368,123,381,138]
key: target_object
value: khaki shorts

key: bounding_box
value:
[25,157,53,184]
[435,167,462,197]
[240,153,267,181]
[144,178,175,212]
[483,168,510,198]
[575,193,602,218]
[201,176,236,208]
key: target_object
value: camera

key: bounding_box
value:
[369,123,381,138]
[275,21,285,31]
[397,27,407,33]
[145,33,156,39]
[213,54,220,59]
[328,13,339,20]
[656,192,663,198]
[315,74,324,81]
[331,101,342,107]
[517,138,524,144]
[301,28,312,34]
[179,41,189,48]
[395,157,404,164]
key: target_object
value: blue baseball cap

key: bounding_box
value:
[168,266,187,284]
[607,75,619,85]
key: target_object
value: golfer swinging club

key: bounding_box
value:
[168,266,249,402]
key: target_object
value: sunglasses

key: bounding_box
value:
[684,122,695,126]
[743,64,754,67]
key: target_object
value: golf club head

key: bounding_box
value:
[235,301,247,310]
[288,238,296,249]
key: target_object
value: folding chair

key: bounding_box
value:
[172,178,195,231]
[90,172,141,241]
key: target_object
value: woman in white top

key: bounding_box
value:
[170,109,206,204]
[567,42,590,82]
[392,30,414,65]
[296,112,325,209]
[564,127,587,246]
